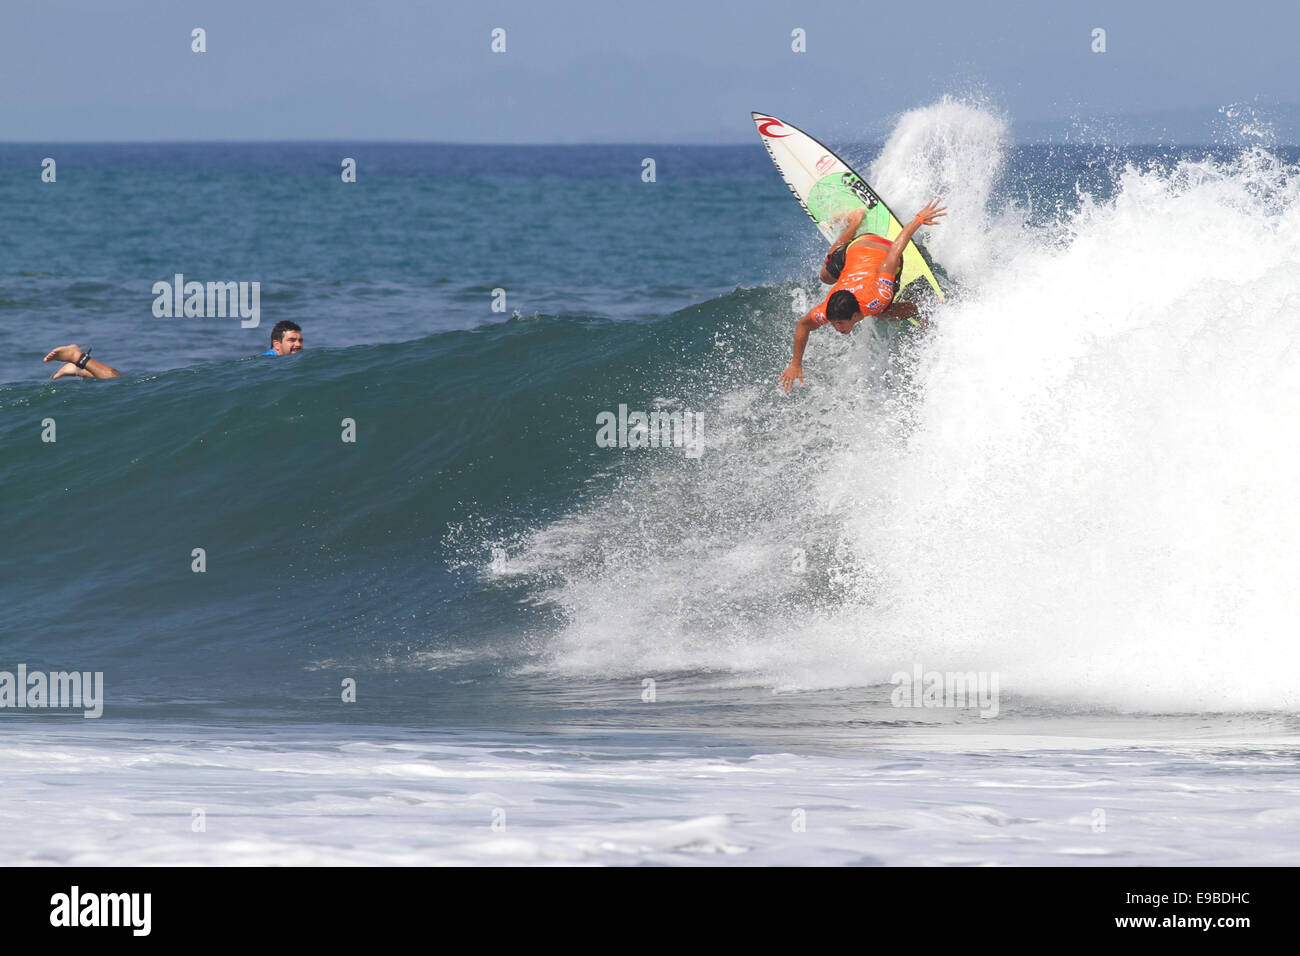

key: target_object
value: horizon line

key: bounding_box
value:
[2,138,1294,148]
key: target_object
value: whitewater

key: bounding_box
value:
[526,100,1300,715]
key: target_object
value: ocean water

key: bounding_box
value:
[3,100,1299,865]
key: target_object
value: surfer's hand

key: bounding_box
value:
[779,363,804,393]
[913,200,947,226]
[43,344,82,364]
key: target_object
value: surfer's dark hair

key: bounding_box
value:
[271,320,302,343]
[824,245,846,280]
[826,291,860,321]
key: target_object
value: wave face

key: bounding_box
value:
[5,105,1300,719]
[0,296,796,715]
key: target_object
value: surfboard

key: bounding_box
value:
[751,112,945,303]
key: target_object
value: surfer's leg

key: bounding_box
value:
[51,362,93,379]
[876,301,919,322]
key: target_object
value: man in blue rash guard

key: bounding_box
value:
[261,321,304,356]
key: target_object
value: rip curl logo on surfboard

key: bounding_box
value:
[755,117,788,137]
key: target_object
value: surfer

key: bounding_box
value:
[44,321,304,379]
[43,345,122,380]
[780,200,946,392]
[260,321,304,357]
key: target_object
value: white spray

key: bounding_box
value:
[522,99,1300,713]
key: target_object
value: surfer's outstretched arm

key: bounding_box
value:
[780,313,818,392]
[879,200,947,278]
[43,344,122,380]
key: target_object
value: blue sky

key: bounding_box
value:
[3,0,1295,143]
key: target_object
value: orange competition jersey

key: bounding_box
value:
[810,234,899,326]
